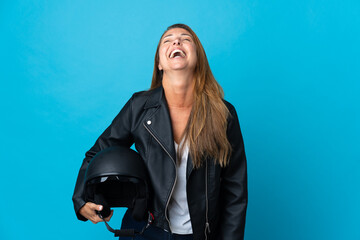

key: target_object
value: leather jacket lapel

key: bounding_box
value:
[143,87,177,164]
[186,152,194,180]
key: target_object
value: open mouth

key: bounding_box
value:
[169,49,186,58]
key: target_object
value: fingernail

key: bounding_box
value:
[99,205,103,210]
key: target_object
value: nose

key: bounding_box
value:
[173,38,181,45]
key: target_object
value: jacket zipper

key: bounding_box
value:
[205,159,211,240]
[143,122,177,232]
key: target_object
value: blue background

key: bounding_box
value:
[1,0,359,239]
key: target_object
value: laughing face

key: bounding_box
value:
[158,28,197,73]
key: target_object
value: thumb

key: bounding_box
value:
[89,203,103,211]
[97,204,103,211]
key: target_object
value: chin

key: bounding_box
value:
[170,64,188,70]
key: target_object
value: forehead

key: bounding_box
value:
[162,28,193,39]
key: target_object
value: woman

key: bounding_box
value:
[73,23,248,240]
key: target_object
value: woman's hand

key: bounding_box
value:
[79,202,114,224]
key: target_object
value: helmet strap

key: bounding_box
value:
[97,211,154,238]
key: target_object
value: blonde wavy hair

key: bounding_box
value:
[151,23,231,168]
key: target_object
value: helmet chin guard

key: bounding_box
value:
[84,146,153,238]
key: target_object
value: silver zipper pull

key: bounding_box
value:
[205,222,211,240]
[205,222,211,233]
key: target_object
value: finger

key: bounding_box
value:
[104,210,114,222]
[90,214,104,224]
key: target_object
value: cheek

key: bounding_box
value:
[190,46,197,62]
[187,43,196,55]
[158,48,167,64]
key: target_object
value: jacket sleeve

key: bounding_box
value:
[72,95,135,221]
[216,103,248,239]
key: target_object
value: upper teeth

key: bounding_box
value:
[170,49,185,58]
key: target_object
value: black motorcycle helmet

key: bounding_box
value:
[84,146,153,237]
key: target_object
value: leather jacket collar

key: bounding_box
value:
[142,87,194,178]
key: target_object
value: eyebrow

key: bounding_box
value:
[162,33,193,39]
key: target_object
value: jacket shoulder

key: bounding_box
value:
[131,87,162,109]
[223,99,235,111]
[222,99,238,120]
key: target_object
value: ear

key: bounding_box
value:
[158,64,163,71]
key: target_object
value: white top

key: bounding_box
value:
[168,140,193,234]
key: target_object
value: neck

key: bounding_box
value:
[162,71,194,108]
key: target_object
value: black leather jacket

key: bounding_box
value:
[72,86,248,240]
